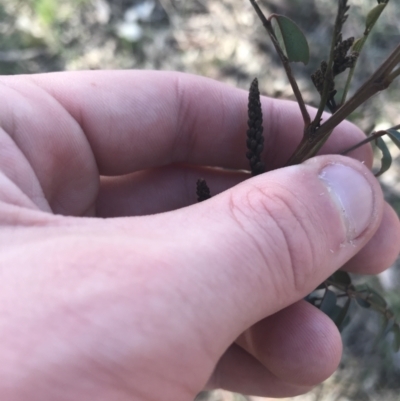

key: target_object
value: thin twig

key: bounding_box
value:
[312,2,345,127]
[340,2,388,105]
[341,130,387,155]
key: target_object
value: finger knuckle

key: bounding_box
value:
[228,183,320,294]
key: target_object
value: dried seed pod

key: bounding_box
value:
[246,78,265,176]
[333,36,358,76]
[196,178,211,202]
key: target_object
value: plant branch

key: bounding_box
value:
[317,43,400,136]
[388,66,400,81]
[312,1,347,127]
[341,3,388,105]
[341,49,361,106]
[325,279,393,318]
[249,0,310,127]
[285,43,400,165]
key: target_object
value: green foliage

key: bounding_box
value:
[341,1,389,103]
[365,4,387,35]
[320,289,337,316]
[270,15,310,65]
[34,0,57,26]
[305,272,400,352]
[333,297,352,331]
[385,128,400,148]
[33,0,90,27]
[373,128,400,176]
[374,136,392,177]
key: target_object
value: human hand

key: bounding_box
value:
[0,71,399,401]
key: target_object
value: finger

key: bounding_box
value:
[97,166,400,278]
[96,161,400,280]
[235,301,342,387]
[0,154,386,399]
[114,154,384,355]
[20,71,372,174]
[96,166,247,217]
[0,72,372,216]
[342,203,400,274]
[0,79,97,215]
[206,343,312,397]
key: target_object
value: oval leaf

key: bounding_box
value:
[334,298,352,332]
[365,4,386,35]
[320,289,337,316]
[330,271,351,286]
[374,136,392,177]
[270,14,310,65]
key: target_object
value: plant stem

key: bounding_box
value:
[249,0,310,127]
[388,66,400,81]
[312,0,345,127]
[286,43,400,165]
[341,122,400,155]
[341,2,388,104]
[341,49,360,106]
[318,43,400,135]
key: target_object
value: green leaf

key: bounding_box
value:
[330,271,351,286]
[319,289,337,316]
[333,298,352,332]
[355,284,369,293]
[270,14,310,64]
[374,136,392,177]
[385,129,400,149]
[365,4,386,35]
[392,323,400,352]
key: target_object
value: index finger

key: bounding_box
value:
[25,70,372,174]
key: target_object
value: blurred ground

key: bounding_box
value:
[1,0,400,400]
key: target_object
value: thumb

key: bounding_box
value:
[169,154,383,338]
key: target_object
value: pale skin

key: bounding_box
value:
[0,70,399,401]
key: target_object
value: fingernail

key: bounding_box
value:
[319,163,374,240]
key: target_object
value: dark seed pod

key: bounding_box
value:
[246,78,265,176]
[256,144,264,155]
[196,178,211,202]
